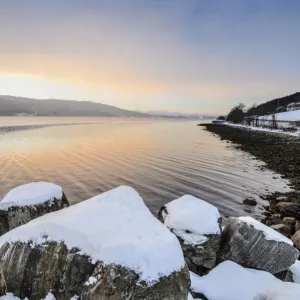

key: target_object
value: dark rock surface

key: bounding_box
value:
[274,269,294,282]
[0,241,190,300]
[243,198,257,206]
[276,202,300,219]
[179,234,221,276]
[219,217,299,274]
[0,193,69,236]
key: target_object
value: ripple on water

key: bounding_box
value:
[0,118,292,219]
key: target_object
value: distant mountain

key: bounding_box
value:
[0,96,150,117]
[145,110,216,119]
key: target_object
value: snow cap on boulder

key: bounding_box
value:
[0,182,63,210]
[0,182,69,236]
[158,195,222,276]
[158,195,221,245]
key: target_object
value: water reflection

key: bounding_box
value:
[0,117,291,218]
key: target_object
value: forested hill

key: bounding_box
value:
[247,92,300,116]
[0,96,150,117]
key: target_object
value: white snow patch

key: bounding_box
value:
[0,186,185,284]
[190,260,279,300]
[0,182,63,210]
[255,282,300,300]
[163,195,220,245]
[290,260,300,283]
[43,293,56,300]
[189,271,202,293]
[0,294,22,300]
[238,216,293,245]
[84,276,98,286]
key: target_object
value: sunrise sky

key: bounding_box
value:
[0,0,299,114]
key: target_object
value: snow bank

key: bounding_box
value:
[238,216,293,245]
[262,110,300,122]
[162,195,220,245]
[290,260,300,283]
[190,260,279,300]
[255,282,300,300]
[0,294,22,300]
[0,186,185,284]
[0,182,63,210]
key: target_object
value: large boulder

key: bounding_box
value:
[0,186,189,300]
[158,195,222,275]
[220,217,299,274]
[0,182,69,235]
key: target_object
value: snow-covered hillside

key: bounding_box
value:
[262,109,300,121]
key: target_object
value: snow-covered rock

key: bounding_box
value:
[0,182,69,235]
[190,260,279,300]
[0,182,63,209]
[158,195,221,275]
[220,217,299,274]
[0,186,189,300]
[255,282,300,300]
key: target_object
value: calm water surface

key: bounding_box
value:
[0,117,291,218]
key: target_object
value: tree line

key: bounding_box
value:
[218,92,300,124]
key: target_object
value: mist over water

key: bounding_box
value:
[0,117,291,218]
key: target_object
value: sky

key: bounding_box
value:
[0,0,299,114]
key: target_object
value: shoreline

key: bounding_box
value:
[202,123,300,232]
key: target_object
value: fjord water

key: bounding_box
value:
[0,117,290,218]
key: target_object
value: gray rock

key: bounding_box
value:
[0,241,190,300]
[276,202,300,219]
[219,217,299,274]
[276,196,288,202]
[283,217,296,226]
[295,221,300,232]
[243,198,257,206]
[0,268,7,296]
[178,233,221,276]
[0,193,69,236]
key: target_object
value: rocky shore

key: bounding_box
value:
[202,124,300,249]
[0,181,300,299]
